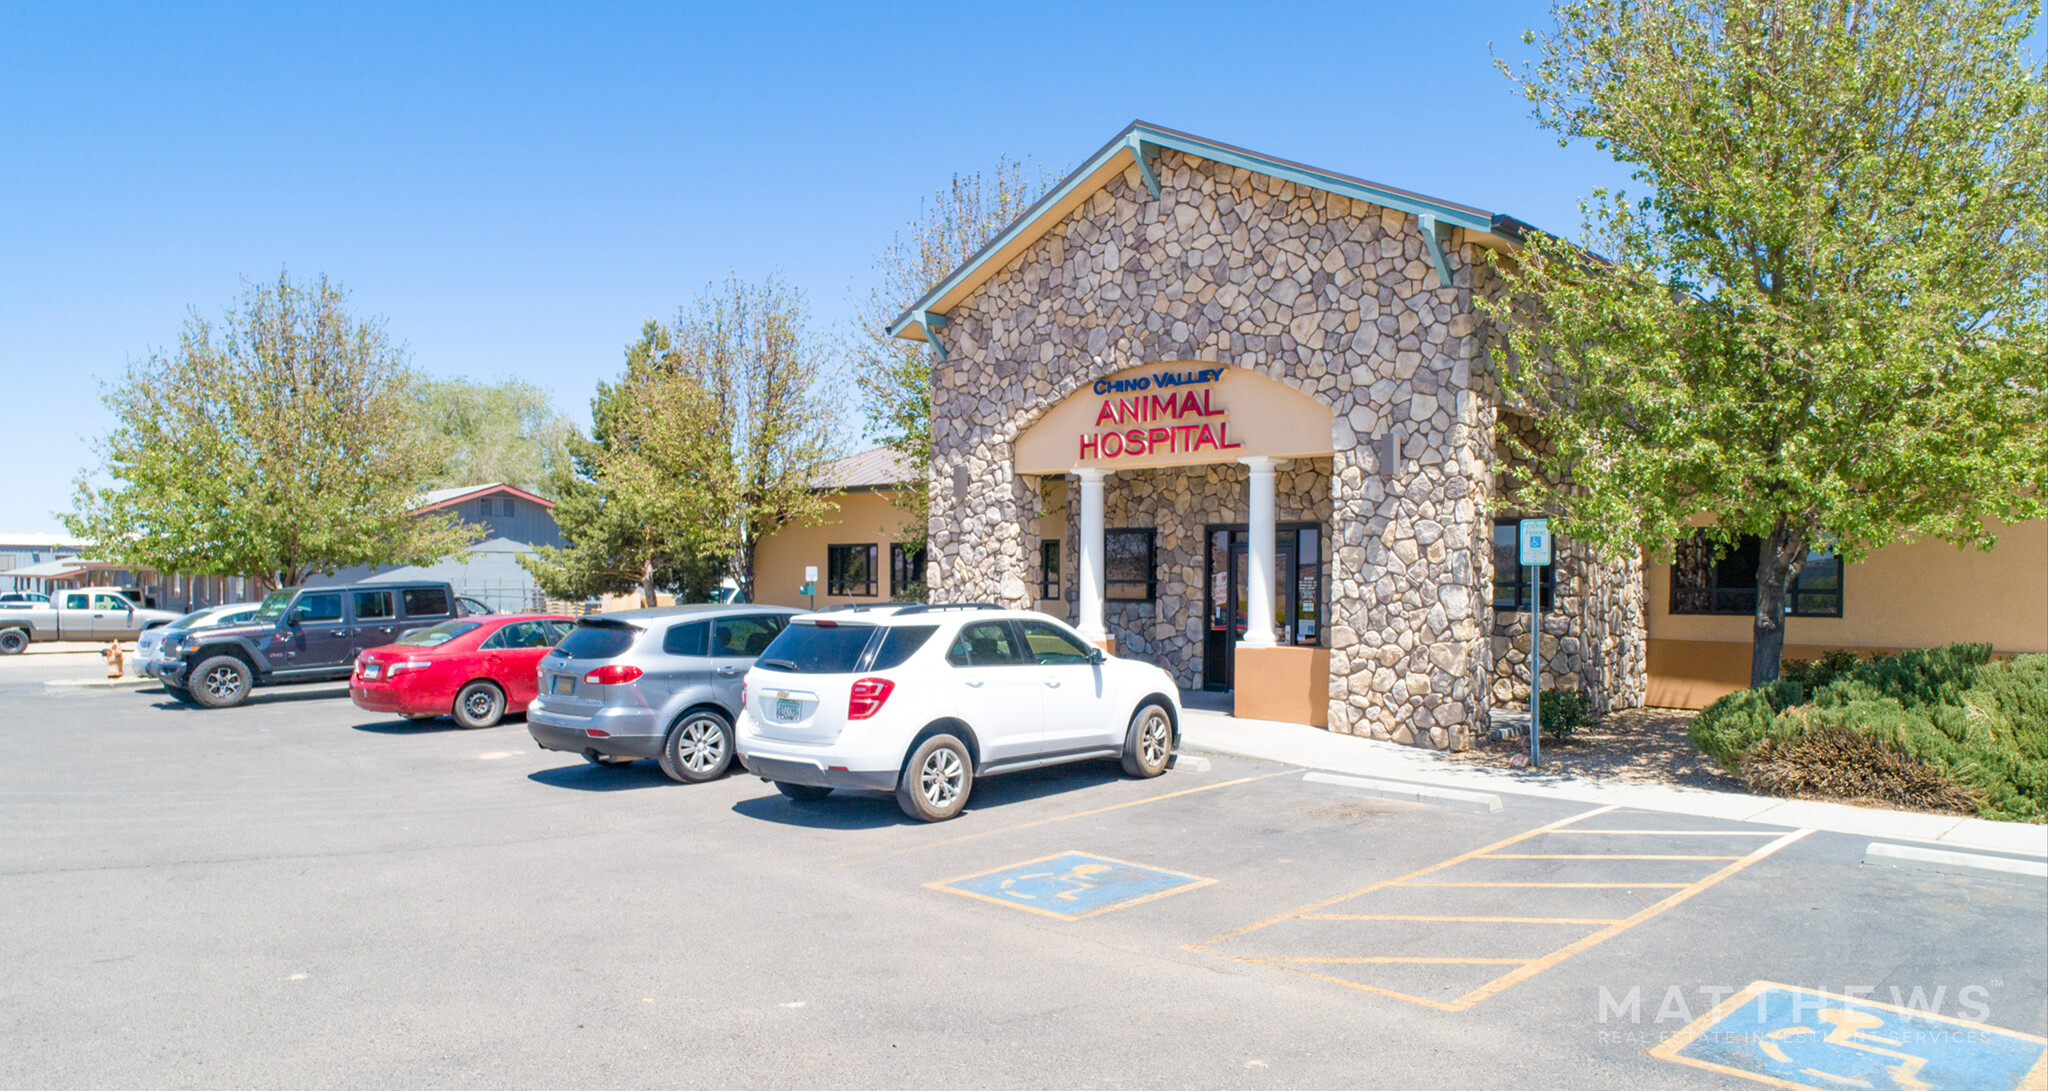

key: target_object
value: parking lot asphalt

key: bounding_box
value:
[4,676,2044,1089]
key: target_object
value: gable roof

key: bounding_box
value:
[413,483,557,514]
[812,448,918,492]
[886,121,1533,350]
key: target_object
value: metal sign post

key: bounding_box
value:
[1518,519,1551,768]
[803,566,818,611]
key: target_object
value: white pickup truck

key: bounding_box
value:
[0,587,183,654]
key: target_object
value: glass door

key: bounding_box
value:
[1203,523,1326,690]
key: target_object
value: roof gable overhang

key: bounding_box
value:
[411,483,557,516]
[886,121,1527,351]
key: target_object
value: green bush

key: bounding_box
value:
[1689,645,2047,822]
[1538,688,1593,742]
[1782,648,1863,691]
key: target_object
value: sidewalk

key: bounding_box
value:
[1178,706,2048,859]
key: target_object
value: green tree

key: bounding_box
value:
[847,157,1059,548]
[408,376,577,494]
[65,272,480,587]
[525,275,840,605]
[519,329,724,606]
[1483,0,2048,685]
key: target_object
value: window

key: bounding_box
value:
[755,623,875,674]
[502,498,515,517]
[297,593,344,623]
[64,593,88,610]
[1040,540,1061,601]
[1019,619,1092,666]
[1105,529,1157,602]
[548,621,575,641]
[889,543,927,597]
[481,620,553,650]
[713,615,785,657]
[93,593,132,611]
[397,620,481,647]
[663,620,709,657]
[402,587,451,618]
[555,624,635,659]
[1670,532,1843,617]
[479,499,492,518]
[828,544,878,597]
[1492,520,1557,612]
[946,621,1027,667]
[353,590,394,621]
[870,625,938,670]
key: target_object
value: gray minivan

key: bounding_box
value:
[527,604,801,783]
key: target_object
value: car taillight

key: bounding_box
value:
[848,677,894,720]
[584,664,643,685]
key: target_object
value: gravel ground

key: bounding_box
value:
[1449,707,1745,792]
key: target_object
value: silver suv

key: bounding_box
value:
[527,604,801,783]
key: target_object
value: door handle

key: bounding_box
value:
[328,630,347,638]
[1044,680,1061,688]
[716,666,738,676]
[965,681,985,688]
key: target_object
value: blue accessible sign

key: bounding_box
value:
[1652,981,2048,1089]
[928,851,1214,921]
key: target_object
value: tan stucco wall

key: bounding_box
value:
[1644,519,2047,654]
[752,490,921,610]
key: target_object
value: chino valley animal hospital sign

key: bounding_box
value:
[1014,362,1339,474]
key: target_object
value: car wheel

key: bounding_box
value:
[774,782,833,802]
[452,681,505,729]
[896,733,973,822]
[582,753,636,768]
[190,655,252,709]
[0,629,26,655]
[1120,701,1174,778]
[658,710,734,784]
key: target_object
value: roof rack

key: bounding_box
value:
[890,603,1005,616]
[814,602,919,614]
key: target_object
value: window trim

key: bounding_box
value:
[1668,532,1845,618]
[1104,527,1158,603]
[827,543,879,597]
[1039,539,1061,601]
[888,542,926,598]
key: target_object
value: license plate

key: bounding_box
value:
[775,697,799,722]
[361,664,381,680]
[551,675,575,695]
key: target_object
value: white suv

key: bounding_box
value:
[734,604,1182,821]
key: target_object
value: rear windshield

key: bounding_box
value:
[171,610,212,630]
[755,623,876,674]
[555,624,637,660]
[397,620,480,647]
[870,625,938,670]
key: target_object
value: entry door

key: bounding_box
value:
[1202,524,1325,691]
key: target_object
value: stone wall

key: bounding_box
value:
[927,147,1498,748]
[1052,460,1332,688]
[1486,416,1648,714]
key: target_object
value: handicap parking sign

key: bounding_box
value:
[1653,981,2048,1090]
[928,851,1214,921]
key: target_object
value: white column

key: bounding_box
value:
[1074,468,1109,644]
[1240,456,1279,649]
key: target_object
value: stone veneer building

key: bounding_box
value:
[885,122,1647,749]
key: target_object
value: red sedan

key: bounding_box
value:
[351,614,574,729]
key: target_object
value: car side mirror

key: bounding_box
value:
[286,608,305,627]
[1087,646,1105,666]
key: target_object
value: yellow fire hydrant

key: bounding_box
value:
[103,641,125,678]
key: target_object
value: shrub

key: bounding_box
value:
[1690,645,2046,821]
[1538,688,1593,742]
[1781,648,1863,691]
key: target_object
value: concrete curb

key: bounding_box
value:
[1862,842,2048,886]
[44,676,155,689]
[1302,771,1503,813]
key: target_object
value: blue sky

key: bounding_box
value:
[0,1,1649,535]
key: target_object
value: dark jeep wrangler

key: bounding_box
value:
[159,582,470,708]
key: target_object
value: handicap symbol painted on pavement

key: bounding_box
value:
[928,852,1215,921]
[1651,981,2048,1090]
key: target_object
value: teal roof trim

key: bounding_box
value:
[886,121,1504,341]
